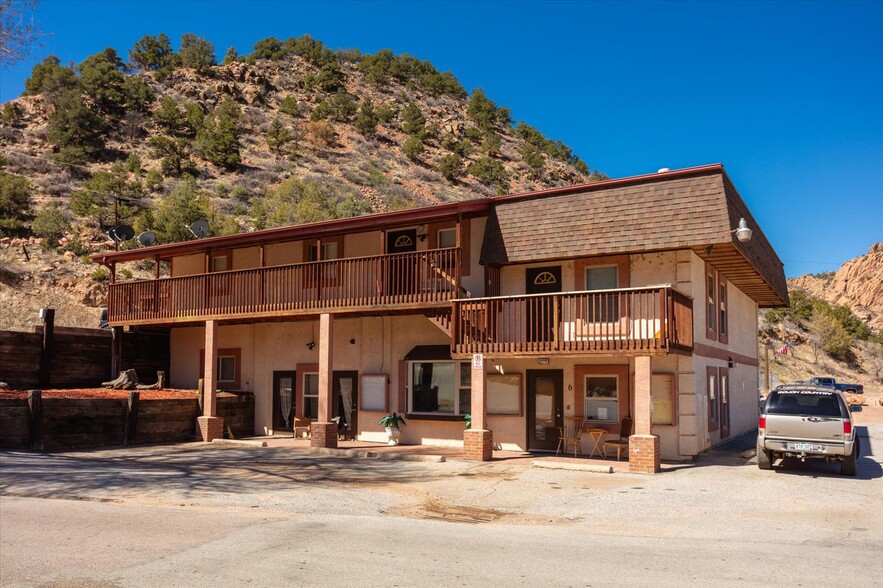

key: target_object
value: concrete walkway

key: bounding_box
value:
[246,434,635,472]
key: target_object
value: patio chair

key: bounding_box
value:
[556,416,584,457]
[603,416,633,461]
[293,417,311,439]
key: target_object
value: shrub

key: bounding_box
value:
[467,156,508,187]
[145,169,164,191]
[521,143,545,180]
[402,134,424,161]
[375,103,396,124]
[91,266,110,282]
[0,171,31,232]
[148,136,192,177]
[310,100,332,121]
[304,120,336,149]
[66,235,89,256]
[329,92,357,122]
[70,167,142,227]
[149,177,219,243]
[32,202,70,246]
[436,153,463,182]
[125,152,142,174]
[279,95,299,117]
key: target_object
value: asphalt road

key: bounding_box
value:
[1,425,881,587]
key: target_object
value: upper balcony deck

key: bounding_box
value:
[450,285,693,358]
[106,248,463,326]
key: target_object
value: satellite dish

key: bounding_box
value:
[108,224,135,243]
[137,231,157,247]
[186,219,209,239]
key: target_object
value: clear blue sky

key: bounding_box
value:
[1,0,881,278]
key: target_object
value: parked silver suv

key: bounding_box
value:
[757,384,859,476]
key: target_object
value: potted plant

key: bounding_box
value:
[379,412,406,445]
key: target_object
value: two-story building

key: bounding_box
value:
[92,164,787,473]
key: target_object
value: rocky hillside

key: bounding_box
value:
[789,243,883,332]
[0,36,602,236]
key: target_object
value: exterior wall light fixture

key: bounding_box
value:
[732,218,752,243]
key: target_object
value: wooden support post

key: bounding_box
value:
[124,391,140,445]
[28,390,42,451]
[38,308,55,389]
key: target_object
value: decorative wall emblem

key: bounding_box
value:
[534,271,557,285]
[394,235,414,248]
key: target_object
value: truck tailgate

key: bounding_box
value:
[765,414,846,442]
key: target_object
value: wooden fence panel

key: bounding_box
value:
[0,327,169,390]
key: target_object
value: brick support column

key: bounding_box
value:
[311,314,337,448]
[203,319,218,417]
[197,415,224,442]
[310,421,338,449]
[463,429,493,461]
[630,355,659,472]
[629,434,660,474]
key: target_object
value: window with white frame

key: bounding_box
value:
[303,373,319,419]
[584,375,619,423]
[409,361,471,415]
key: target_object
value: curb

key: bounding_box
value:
[211,439,268,448]
[531,460,613,474]
[308,447,446,462]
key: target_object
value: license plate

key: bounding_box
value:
[793,442,816,451]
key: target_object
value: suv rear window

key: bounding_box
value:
[766,390,843,417]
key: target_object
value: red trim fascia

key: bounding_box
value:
[91,198,489,265]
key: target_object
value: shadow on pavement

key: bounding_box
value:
[0,444,450,500]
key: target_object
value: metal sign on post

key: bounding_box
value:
[472,353,483,371]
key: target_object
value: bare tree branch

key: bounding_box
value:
[0,0,45,68]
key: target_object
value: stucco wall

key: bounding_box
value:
[265,241,302,266]
[171,253,204,277]
[232,247,261,270]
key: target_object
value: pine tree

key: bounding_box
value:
[195,97,241,169]
[222,46,238,65]
[23,55,78,100]
[129,34,175,71]
[48,89,107,163]
[401,103,425,137]
[265,117,292,154]
[402,134,424,161]
[77,48,127,113]
[179,33,216,74]
[153,96,189,135]
[354,97,378,137]
[467,88,499,131]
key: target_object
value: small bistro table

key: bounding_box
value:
[586,428,607,458]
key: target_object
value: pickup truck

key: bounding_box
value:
[807,377,864,394]
[757,384,859,476]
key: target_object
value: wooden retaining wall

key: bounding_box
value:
[0,326,169,390]
[0,392,254,451]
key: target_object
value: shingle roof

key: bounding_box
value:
[480,166,787,307]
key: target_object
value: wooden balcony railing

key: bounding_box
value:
[451,285,693,357]
[107,248,462,325]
